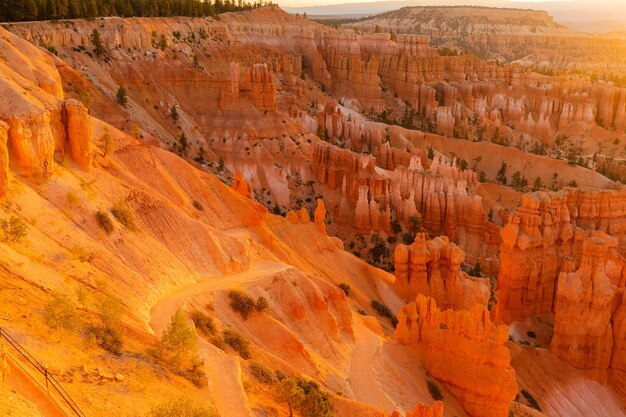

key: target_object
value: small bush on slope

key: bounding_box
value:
[43,293,78,332]
[249,362,275,385]
[147,397,217,417]
[228,290,268,319]
[190,310,216,336]
[427,379,443,401]
[111,203,136,230]
[96,210,114,234]
[0,216,27,243]
[223,329,251,359]
[275,376,332,417]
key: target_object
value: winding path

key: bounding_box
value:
[149,259,291,417]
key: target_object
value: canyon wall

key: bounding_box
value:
[396,294,517,417]
[393,234,490,310]
[496,188,626,324]
[311,125,500,266]
[495,188,626,393]
[0,27,93,197]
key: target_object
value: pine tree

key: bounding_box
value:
[90,28,105,57]
[68,0,81,18]
[85,0,98,17]
[24,0,39,20]
[56,0,69,18]
[116,86,128,107]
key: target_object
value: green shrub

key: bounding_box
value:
[249,362,275,385]
[255,296,268,312]
[228,290,256,320]
[147,397,217,417]
[96,210,114,234]
[67,191,81,207]
[0,216,27,243]
[275,376,332,417]
[371,300,396,328]
[111,204,136,230]
[190,310,216,336]
[89,325,123,356]
[223,329,251,359]
[427,379,443,401]
[43,293,78,332]
[338,283,351,296]
[97,295,124,328]
[153,309,201,372]
[116,86,128,107]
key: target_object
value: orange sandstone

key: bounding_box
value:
[396,295,517,417]
[391,401,444,417]
[393,233,489,310]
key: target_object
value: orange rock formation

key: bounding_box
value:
[496,189,626,324]
[550,233,617,376]
[391,401,444,417]
[232,171,253,198]
[396,295,517,417]
[393,234,490,310]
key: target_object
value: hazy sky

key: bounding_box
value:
[278,0,622,10]
[279,0,626,24]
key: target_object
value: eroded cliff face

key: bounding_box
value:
[345,6,626,74]
[391,401,444,417]
[309,109,500,268]
[611,291,626,397]
[2,7,621,281]
[396,295,517,417]
[550,233,618,377]
[496,188,626,324]
[494,187,626,396]
[0,27,93,195]
[393,234,489,310]
[4,7,626,417]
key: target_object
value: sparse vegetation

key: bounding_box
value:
[275,376,332,417]
[116,86,128,107]
[148,397,217,417]
[255,296,268,312]
[170,105,179,122]
[111,203,136,230]
[228,289,256,319]
[152,309,205,386]
[99,128,112,157]
[90,29,105,57]
[521,389,541,411]
[96,210,114,234]
[338,283,351,296]
[66,191,80,207]
[496,162,508,185]
[89,325,123,356]
[223,329,251,359]
[0,216,27,243]
[190,310,216,336]
[249,362,275,384]
[43,293,78,333]
[427,379,444,401]
[371,300,398,327]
